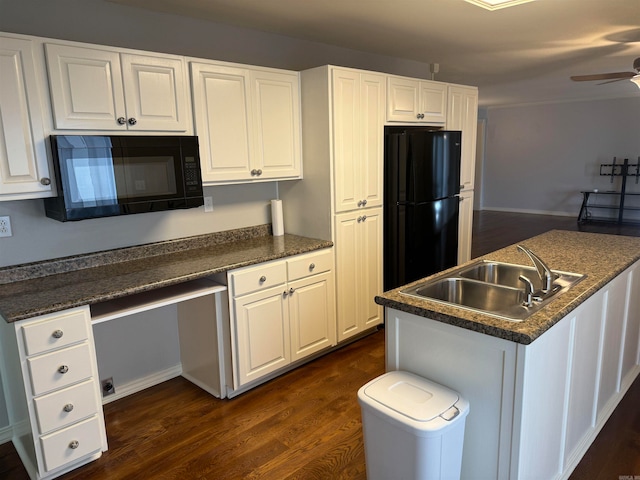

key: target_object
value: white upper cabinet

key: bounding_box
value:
[45,43,191,132]
[332,69,385,212]
[387,76,447,124]
[0,35,52,199]
[191,61,301,184]
[447,84,478,191]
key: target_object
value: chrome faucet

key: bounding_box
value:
[517,245,554,294]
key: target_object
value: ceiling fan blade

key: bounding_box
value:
[597,77,630,85]
[570,72,635,82]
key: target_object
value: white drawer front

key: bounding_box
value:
[40,415,103,473]
[28,343,94,396]
[231,261,287,297]
[34,380,99,434]
[22,309,90,356]
[287,249,333,281]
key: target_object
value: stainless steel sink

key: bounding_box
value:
[457,260,584,292]
[400,260,585,321]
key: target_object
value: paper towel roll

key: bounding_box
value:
[271,199,284,236]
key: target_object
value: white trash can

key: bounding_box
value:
[357,371,469,480]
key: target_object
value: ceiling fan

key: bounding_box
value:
[570,57,640,87]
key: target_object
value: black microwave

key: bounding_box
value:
[44,135,204,221]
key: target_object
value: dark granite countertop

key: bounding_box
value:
[0,225,332,323]
[376,230,640,345]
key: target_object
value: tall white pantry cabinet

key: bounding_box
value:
[280,66,385,342]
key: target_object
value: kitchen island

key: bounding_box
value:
[376,230,640,480]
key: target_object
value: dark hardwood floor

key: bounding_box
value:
[1,211,639,479]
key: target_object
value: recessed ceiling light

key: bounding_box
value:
[464,0,536,10]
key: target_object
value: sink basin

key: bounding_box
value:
[457,260,584,292]
[399,260,585,321]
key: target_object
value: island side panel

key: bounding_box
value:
[385,308,518,479]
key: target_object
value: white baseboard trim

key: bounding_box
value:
[102,364,182,404]
[0,424,12,445]
[479,207,576,217]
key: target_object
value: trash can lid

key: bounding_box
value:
[362,371,460,422]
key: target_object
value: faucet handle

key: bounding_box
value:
[519,275,535,307]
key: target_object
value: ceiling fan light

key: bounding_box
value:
[631,75,640,90]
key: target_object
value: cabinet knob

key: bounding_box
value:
[52,329,64,339]
[40,177,51,186]
[128,117,137,125]
[362,199,367,206]
[259,275,267,283]
[289,288,295,295]
[309,263,315,271]
[357,200,363,207]
[417,113,425,119]
[257,169,263,176]
[58,365,69,374]
[251,169,258,176]
[283,290,288,298]
[357,216,362,223]
[361,215,367,222]
[63,403,74,413]
[117,117,127,125]
[69,440,79,450]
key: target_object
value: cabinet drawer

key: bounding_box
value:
[34,380,99,434]
[40,415,103,473]
[21,308,90,356]
[28,343,94,396]
[287,249,333,281]
[231,261,287,297]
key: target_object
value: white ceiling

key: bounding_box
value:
[108,0,640,106]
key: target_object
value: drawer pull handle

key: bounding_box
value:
[259,276,267,283]
[58,365,69,374]
[69,440,79,450]
[63,403,74,413]
[52,329,64,339]
[309,263,315,271]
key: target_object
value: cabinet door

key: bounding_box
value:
[447,85,478,191]
[45,44,126,130]
[458,190,474,264]
[419,81,447,124]
[233,286,290,387]
[386,76,420,122]
[332,69,361,212]
[335,208,383,341]
[288,271,336,361]
[0,36,52,197]
[335,212,360,340]
[191,63,253,183]
[251,70,301,180]
[121,53,189,132]
[360,73,385,208]
[360,208,384,330]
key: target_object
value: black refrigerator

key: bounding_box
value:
[384,127,462,291]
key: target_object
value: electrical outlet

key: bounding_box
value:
[101,377,115,397]
[0,216,12,237]
[204,196,214,213]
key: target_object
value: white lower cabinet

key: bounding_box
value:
[227,249,336,392]
[335,208,383,341]
[0,306,107,480]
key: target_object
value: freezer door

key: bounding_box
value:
[384,197,459,291]
[385,129,461,204]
